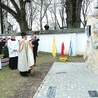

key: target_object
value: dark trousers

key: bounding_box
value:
[9,57,18,69]
[33,47,37,64]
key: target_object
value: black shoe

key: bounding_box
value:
[20,72,29,77]
[27,70,31,74]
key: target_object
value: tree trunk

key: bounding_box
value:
[40,0,43,33]
[75,0,82,28]
[0,0,29,33]
[66,0,83,28]
[0,0,3,34]
[66,0,72,28]
[19,1,29,33]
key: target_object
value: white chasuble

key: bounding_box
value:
[18,39,34,72]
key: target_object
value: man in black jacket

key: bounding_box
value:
[31,35,39,66]
[44,24,49,30]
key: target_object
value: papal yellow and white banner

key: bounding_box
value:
[52,36,56,57]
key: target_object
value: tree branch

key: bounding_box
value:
[10,0,20,14]
[0,2,19,19]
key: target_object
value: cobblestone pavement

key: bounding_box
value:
[33,62,98,98]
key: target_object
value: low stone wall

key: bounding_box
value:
[0,28,84,36]
[1,58,9,66]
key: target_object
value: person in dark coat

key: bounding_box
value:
[30,35,39,66]
[44,24,49,30]
[0,38,6,54]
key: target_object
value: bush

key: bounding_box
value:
[2,45,9,58]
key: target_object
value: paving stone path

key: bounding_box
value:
[33,62,98,98]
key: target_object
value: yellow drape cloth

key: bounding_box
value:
[52,36,56,57]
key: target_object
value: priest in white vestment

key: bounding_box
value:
[7,35,19,70]
[18,32,34,76]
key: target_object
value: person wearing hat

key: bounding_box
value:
[18,32,34,76]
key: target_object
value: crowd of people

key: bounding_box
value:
[0,33,39,76]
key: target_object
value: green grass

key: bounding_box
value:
[0,52,57,98]
[0,52,84,98]
[0,66,19,98]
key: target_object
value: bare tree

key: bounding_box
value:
[26,1,39,31]
[48,0,66,30]
[0,0,3,34]
[81,0,92,27]
[59,0,66,28]
[33,0,52,33]
[63,0,83,28]
[0,0,31,32]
